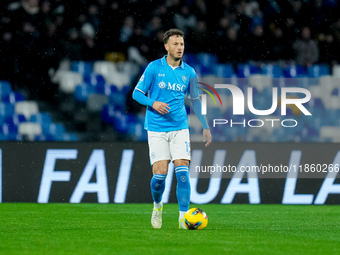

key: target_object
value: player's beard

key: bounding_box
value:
[169,52,182,62]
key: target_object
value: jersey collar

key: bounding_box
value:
[161,55,184,69]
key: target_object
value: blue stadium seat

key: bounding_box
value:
[213,64,235,78]
[109,84,118,94]
[272,128,292,142]
[305,115,324,129]
[192,63,213,76]
[284,108,296,117]
[34,133,55,141]
[45,123,66,141]
[192,53,219,76]
[196,53,218,67]
[30,113,53,134]
[120,85,130,95]
[0,102,15,117]
[101,104,116,124]
[3,120,18,135]
[237,64,261,78]
[61,133,79,141]
[183,53,197,66]
[326,109,340,126]
[5,114,26,134]
[83,73,106,87]
[108,87,127,112]
[2,92,25,104]
[222,126,240,142]
[299,127,319,142]
[331,88,339,96]
[307,98,325,116]
[30,112,51,123]
[34,132,78,142]
[283,65,307,78]
[0,80,12,99]
[113,112,137,134]
[250,87,275,111]
[0,122,23,141]
[74,83,96,103]
[261,64,283,78]
[0,134,8,141]
[307,64,330,78]
[0,123,10,136]
[71,61,94,75]
[127,118,147,141]
[7,113,26,123]
[1,113,26,138]
[96,81,110,95]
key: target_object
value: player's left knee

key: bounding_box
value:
[173,159,190,167]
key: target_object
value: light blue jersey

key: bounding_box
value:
[134,56,199,132]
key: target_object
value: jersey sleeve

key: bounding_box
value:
[190,98,209,129]
[187,69,200,100]
[135,63,155,94]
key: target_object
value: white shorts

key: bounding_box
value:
[148,129,191,165]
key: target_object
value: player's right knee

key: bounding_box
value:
[152,160,170,175]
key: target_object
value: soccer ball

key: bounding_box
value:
[183,208,208,230]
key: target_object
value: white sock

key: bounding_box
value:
[179,211,186,220]
[153,201,163,210]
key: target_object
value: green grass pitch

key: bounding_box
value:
[0,203,339,255]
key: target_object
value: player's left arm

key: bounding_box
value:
[190,98,212,147]
[187,71,212,147]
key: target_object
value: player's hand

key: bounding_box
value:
[203,129,212,147]
[152,101,170,115]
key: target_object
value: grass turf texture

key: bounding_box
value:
[0,204,339,255]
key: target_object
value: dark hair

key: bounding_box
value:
[163,29,185,44]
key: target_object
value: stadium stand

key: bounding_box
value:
[1,0,340,142]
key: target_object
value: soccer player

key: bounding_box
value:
[132,28,212,229]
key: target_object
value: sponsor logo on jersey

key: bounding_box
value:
[158,81,167,89]
[167,83,186,92]
[158,81,186,92]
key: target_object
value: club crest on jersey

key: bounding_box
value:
[182,75,188,82]
[158,81,167,89]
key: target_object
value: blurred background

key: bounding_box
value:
[1,0,340,142]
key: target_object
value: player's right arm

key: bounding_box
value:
[132,64,170,115]
[133,90,170,115]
